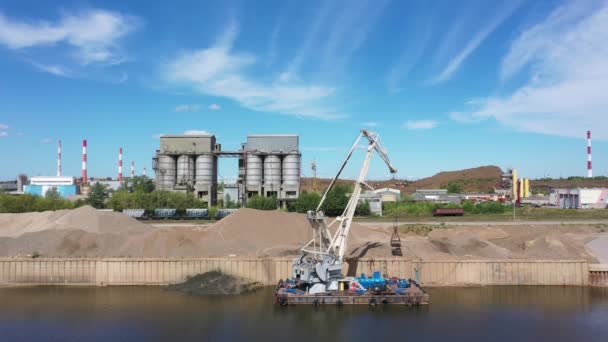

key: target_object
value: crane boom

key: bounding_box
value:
[292,129,397,293]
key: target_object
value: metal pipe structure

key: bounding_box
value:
[131,161,135,178]
[57,140,62,177]
[82,139,88,184]
[587,130,592,178]
[118,147,123,181]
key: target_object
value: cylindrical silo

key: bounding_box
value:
[264,155,282,189]
[245,154,263,190]
[177,155,194,184]
[195,154,216,186]
[282,153,300,188]
[157,155,176,190]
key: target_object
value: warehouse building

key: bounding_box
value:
[372,188,401,202]
[549,188,608,209]
[153,133,300,207]
[24,176,78,198]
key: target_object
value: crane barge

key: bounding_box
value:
[275,129,429,306]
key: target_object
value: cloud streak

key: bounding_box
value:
[404,119,438,130]
[451,1,608,139]
[163,22,341,120]
[430,1,523,84]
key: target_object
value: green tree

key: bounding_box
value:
[247,195,277,210]
[293,191,321,213]
[88,183,110,209]
[446,182,463,194]
[355,200,371,216]
[321,184,351,216]
[122,176,155,193]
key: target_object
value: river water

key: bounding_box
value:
[0,286,607,341]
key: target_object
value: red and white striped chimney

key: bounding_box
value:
[118,147,123,181]
[587,130,592,178]
[131,161,135,177]
[82,139,88,183]
[57,140,62,177]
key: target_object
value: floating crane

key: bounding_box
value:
[293,129,397,293]
[276,129,429,306]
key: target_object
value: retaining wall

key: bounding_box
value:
[0,258,597,287]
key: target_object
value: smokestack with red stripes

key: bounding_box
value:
[131,161,135,178]
[82,139,88,183]
[57,140,62,177]
[587,130,592,178]
[118,147,123,181]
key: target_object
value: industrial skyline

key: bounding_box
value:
[1,0,607,180]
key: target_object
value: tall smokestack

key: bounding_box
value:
[118,147,123,181]
[143,167,147,177]
[587,130,592,178]
[82,139,88,183]
[57,140,62,177]
[131,161,135,178]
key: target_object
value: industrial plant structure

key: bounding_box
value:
[153,134,300,207]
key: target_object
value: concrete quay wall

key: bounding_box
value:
[0,258,598,287]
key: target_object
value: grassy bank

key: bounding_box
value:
[355,207,608,222]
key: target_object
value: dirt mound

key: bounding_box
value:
[300,165,503,194]
[0,207,602,261]
[165,271,261,295]
[403,165,502,193]
[0,206,151,238]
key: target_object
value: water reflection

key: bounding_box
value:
[0,286,606,341]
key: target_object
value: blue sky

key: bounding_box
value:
[1,0,607,181]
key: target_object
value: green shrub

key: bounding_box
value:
[293,191,321,213]
[246,195,277,210]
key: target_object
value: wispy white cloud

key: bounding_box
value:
[452,1,608,140]
[0,131,7,137]
[163,22,341,120]
[0,9,140,75]
[175,104,202,112]
[40,138,52,144]
[208,103,221,111]
[0,124,8,130]
[30,61,71,77]
[183,130,211,135]
[404,119,438,130]
[430,1,523,84]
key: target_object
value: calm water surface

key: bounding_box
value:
[0,286,607,341]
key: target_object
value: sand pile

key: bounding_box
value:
[0,206,151,257]
[0,207,602,261]
[165,271,261,295]
[0,206,151,237]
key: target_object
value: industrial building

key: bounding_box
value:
[153,133,300,207]
[372,188,401,202]
[549,188,608,209]
[359,192,383,216]
[24,176,78,198]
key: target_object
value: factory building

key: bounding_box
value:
[550,188,608,209]
[239,135,300,206]
[154,134,219,205]
[154,133,300,207]
[24,176,78,198]
[372,188,401,202]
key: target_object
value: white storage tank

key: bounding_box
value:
[195,154,216,186]
[157,155,176,190]
[177,155,195,185]
[246,154,263,190]
[264,155,282,189]
[282,153,300,187]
